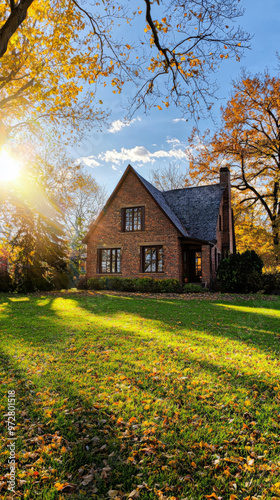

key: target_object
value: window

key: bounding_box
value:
[121,207,145,232]
[141,245,163,273]
[98,248,121,274]
[195,251,202,277]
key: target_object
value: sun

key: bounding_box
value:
[0,150,21,181]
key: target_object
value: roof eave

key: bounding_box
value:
[178,235,215,246]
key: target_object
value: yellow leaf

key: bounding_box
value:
[157,105,162,110]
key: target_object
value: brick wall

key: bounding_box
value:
[86,169,182,280]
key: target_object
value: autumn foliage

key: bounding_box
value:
[188,72,280,267]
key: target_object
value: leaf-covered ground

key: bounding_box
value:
[0,291,280,500]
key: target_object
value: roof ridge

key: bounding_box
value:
[163,183,222,194]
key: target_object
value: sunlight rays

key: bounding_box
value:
[0,150,21,182]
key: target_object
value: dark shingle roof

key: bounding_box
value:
[163,184,224,242]
[83,165,224,244]
[134,170,189,237]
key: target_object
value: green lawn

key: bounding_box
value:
[0,291,280,500]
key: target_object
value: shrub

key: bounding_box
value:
[15,273,54,293]
[261,272,280,295]
[86,277,183,293]
[0,268,13,293]
[183,283,208,293]
[137,278,159,293]
[87,277,105,290]
[157,279,182,293]
[120,278,138,292]
[77,276,88,290]
[217,250,264,293]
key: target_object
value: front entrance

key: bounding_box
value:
[182,246,202,283]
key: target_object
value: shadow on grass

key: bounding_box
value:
[1,292,280,498]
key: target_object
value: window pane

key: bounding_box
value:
[117,249,121,273]
[111,249,116,273]
[133,207,142,231]
[158,247,163,272]
[151,248,157,272]
[195,252,202,276]
[125,208,133,231]
[143,246,163,273]
[101,249,110,273]
[124,207,144,231]
[144,248,152,272]
[100,249,121,273]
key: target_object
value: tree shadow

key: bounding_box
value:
[0,292,280,498]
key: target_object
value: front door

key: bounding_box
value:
[183,246,202,282]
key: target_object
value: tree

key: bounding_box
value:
[0,0,251,145]
[188,72,280,262]
[1,173,70,292]
[0,134,106,285]
[0,0,34,58]
[0,0,113,144]
[149,162,187,190]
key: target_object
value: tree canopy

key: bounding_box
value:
[0,0,251,144]
[188,72,280,263]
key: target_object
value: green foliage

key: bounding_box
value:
[0,267,13,292]
[261,272,280,295]
[87,277,105,290]
[87,276,182,293]
[77,276,88,290]
[217,250,264,293]
[183,283,208,293]
[136,277,159,293]
[157,278,182,293]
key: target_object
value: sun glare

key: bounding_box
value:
[0,150,21,181]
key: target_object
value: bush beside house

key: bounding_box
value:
[216,250,264,293]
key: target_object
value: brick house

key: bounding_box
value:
[83,164,235,287]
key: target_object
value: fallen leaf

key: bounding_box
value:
[129,490,140,499]
[81,474,94,486]
[108,490,119,498]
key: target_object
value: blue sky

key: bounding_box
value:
[73,0,280,195]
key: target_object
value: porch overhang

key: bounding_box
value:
[178,236,215,246]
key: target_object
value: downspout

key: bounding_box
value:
[209,245,212,290]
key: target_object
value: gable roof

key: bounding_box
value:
[83,164,188,243]
[134,170,188,237]
[163,184,224,242]
[83,164,224,244]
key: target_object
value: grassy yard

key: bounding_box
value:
[0,291,280,500]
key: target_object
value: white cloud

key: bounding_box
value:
[172,118,186,123]
[99,145,187,165]
[99,146,150,164]
[78,155,101,167]
[152,149,186,160]
[108,117,141,134]
[166,138,181,145]
[112,165,118,170]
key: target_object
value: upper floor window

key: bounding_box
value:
[121,206,145,232]
[98,248,121,274]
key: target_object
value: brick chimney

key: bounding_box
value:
[220,167,234,256]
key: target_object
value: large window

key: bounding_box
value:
[141,245,163,273]
[121,207,145,232]
[98,248,121,274]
